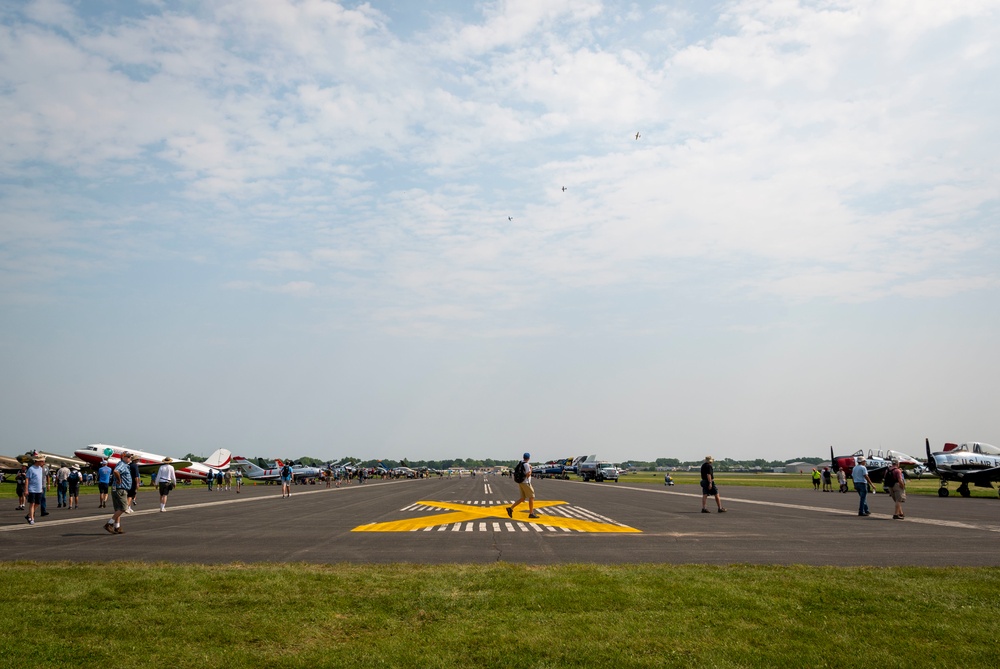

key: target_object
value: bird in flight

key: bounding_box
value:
[508,216,513,222]
[561,186,567,192]
[635,131,641,140]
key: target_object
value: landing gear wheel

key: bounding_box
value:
[938,487,949,497]
[958,485,972,498]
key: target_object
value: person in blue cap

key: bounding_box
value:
[506,452,539,519]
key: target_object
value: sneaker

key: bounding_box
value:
[505,507,513,518]
[27,518,34,525]
[701,508,710,513]
[24,515,31,523]
[125,507,133,514]
[114,527,124,534]
[528,513,540,519]
[104,522,115,534]
[718,508,727,513]
[863,512,871,516]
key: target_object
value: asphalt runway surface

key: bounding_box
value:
[3,476,999,566]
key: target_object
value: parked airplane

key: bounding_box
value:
[1,455,24,474]
[74,444,231,481]
[231,457,321,481]
[925,438,1000,498]
[830,446,896,483]
[16,450,88,470]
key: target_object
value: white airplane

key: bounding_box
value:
[74,444,231,481]
[230,457,321,481]
[925,438,1000,498]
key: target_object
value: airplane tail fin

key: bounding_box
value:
[232,457,265,476]
[925,438,937,474]
[204,448,232,470]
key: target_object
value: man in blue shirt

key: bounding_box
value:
[852,457,876,516]
[25,454,48,525]
[97,460,112,508]
[104,452,133,535]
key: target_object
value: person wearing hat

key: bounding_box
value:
[700,456,727,513]
[55,462,71,508]
[506,452,540,519]
[67,465,83,509]
[154,457,178,512]
[126,451,141,513]
[852,457,875,516]
[104,452,133,534]
[96,460,113,508]
[887,459,906,520]
[25,454,48,525]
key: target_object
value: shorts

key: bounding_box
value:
[27,492,44,505]
[111,488,128,513]
[517,481,535,500]
[158,482,173,496]
[890,486,906,503]
[98,483,109,494]
[701,481,719,496]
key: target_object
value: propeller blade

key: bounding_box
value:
[925,438,937,474]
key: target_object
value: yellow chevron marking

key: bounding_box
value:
[352,500,640,533]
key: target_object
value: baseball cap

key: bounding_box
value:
[523,452,530,460]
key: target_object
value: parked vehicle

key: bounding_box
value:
[578,457,619,483]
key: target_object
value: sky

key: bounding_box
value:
[1,0,998,464]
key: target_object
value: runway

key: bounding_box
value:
[3,476,999,565]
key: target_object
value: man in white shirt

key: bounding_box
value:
[506,452,540,519]
[56,464,71,508]
[155,457,178,512]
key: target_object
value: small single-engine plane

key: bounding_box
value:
[830,447,892,483]
[925,438,1000,498]
[829,446,924,484]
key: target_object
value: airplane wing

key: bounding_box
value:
[16,451,87,468]
[964,467,1000,485]
[136,461,193,475]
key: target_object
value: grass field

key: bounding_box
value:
[3,562,1000,668]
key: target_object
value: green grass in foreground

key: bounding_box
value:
[3,563,1000,668]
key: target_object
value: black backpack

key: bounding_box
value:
[513,461,526,484]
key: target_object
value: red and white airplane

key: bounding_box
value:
[74,443,232,481]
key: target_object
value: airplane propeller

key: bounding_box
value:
[925,438,937,474]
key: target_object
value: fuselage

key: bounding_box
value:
[74,444,230,481]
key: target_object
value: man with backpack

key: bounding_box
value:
[887,459,906,519]
[280,461,293,498]
[506,453,539,519]
[66,465,82,509]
